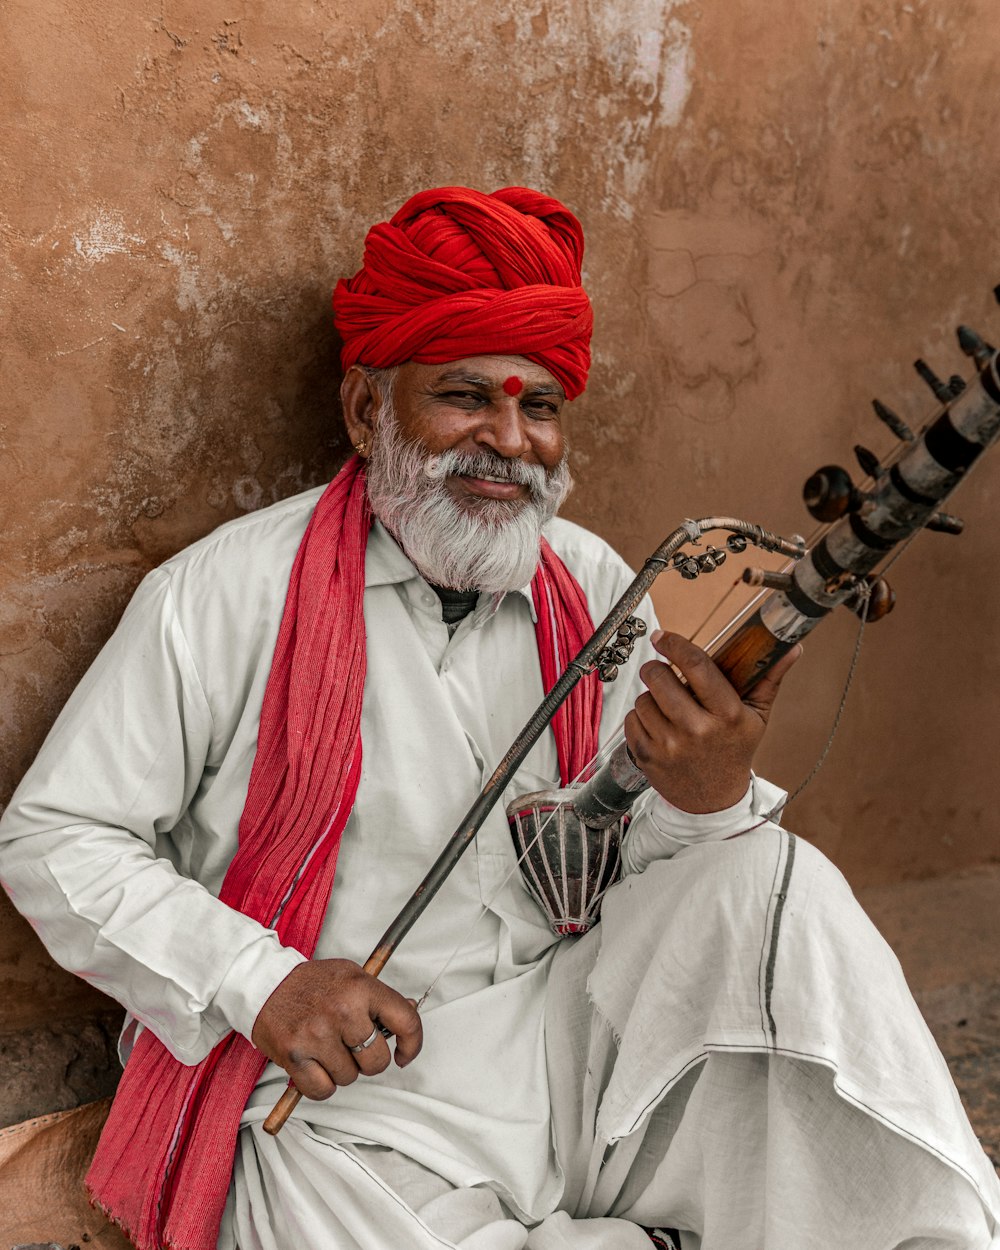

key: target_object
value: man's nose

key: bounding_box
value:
[475,399,532,459]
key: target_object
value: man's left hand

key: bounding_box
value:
[624,630,801,815]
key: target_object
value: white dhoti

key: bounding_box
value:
[222,827,1000,1250]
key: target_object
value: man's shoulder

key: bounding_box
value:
[541,516,635,617]
[542,516,632,577]
[127,484,329,680]
[159,484,326,584]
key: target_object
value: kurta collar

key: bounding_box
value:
[365,520,537,620]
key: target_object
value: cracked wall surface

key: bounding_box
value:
[2,0,1000,1120]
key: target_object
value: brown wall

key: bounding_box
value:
[3,0,1000,1112]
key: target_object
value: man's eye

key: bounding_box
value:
[524,400,559,418]
[439,390,485,404]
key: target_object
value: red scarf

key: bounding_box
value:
[87,457,601,1250]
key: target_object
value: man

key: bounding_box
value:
[1,187,998,1250]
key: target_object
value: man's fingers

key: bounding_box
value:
[344,1023,392,1077]
[287,1055,338,1102]
[251,959,423,1087]
[624,708,656,772]
[644,630,801,725]
[287,1015,393,1095]
[647,631,742,717]
[638,655,707,733]
[368,982,423,1068]
[743,644,803,718]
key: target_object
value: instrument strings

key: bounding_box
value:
[694,519,829,654]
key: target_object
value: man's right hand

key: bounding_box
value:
[250,958,423,1101]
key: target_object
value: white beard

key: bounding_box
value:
[364,402,573,593]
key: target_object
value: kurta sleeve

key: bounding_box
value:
[621,776,788,874]
[0,567,305,1066]
[582,549,788,876]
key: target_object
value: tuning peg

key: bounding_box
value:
[914,358,954,404]
[846,575,896,622]
[872,398,914,442]
[742,568,794,592]
[854,444,883,478]
[947,375,966,397]
[925,511,964,534]
[803,464,862,522]
[957,325,996,369]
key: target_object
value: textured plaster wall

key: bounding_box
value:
[2,0,999,1114]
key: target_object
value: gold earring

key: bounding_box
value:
[354,438,370,458]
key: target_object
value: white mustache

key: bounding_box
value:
[424,449,551,500]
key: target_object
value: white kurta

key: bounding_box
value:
[1,485,997,1249]
[0,492,733,1199]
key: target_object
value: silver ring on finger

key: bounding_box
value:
[347,1023,381,1054]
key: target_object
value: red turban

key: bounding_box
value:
[332,186,593,400]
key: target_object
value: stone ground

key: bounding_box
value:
[857,863,1000,1170]
[0,1013,122,1129]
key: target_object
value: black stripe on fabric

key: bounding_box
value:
[756,834,784,1039]
[924,413,984,473]
[764,833,797,1043]
[889,462,938,506]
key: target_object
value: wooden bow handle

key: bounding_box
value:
[263,1083,300,1135]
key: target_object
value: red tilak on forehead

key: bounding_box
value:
[502,375,524,396]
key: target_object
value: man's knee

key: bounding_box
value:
[602,825,880,991]
[625,826,856,921]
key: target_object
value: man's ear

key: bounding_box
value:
[341,366,379,453]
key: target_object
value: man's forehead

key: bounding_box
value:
[405,355,564,394]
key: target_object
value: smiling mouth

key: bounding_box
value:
[452,473,528,501]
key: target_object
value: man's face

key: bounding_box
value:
[357,354,573,593]
[388,354,566,517]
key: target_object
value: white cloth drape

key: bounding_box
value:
[224,828,1000,1250]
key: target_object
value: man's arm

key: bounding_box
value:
[0,568,305,1065]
